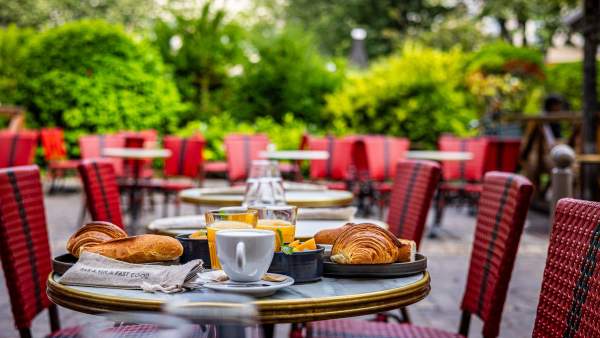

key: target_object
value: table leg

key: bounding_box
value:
[129,159,142,229]
[262,324,275,338]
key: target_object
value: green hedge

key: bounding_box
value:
[20,20,185,154]
[545,62,600,111]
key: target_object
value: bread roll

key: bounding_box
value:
[82,234,183,263]
[314,223,354,244]
[330,223,406,264]
[67,221,127,257]
[397,239,416,262]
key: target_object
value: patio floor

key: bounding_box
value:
[0,179,550,338]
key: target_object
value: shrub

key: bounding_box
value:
[226,25,345,126]
[0,24,33,106]
[324,44,477,148]
[545,62,600,111]
[20,20,185,153]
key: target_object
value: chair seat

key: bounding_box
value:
[318,181,348,191]
[439,181,483,194]
[374,181,392,193]
[49,159,80,170]
[204,161,227,173]
[310,319,464,338]
[279,162,298,173]
[48,323,214,338]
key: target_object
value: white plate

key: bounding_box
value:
[203,274,294,297]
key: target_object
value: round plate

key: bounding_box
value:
[323,253,427,278]
[203,274,295,297]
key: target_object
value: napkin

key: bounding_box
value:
[297,206,357,220]
[58,252,203,293]
[149,215,205,230]
[191,270,288,287]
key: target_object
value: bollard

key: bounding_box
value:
[550,144,575,223]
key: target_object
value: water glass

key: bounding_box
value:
[243,160,286,206]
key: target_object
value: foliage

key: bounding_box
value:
[225,25,345,125]
[324,44,477,148]
[0,24,33,105]
[153,2,246,122]
[271,0,455,58]
[20,20,185,147]
[178,113,311,160]
[545,62,600,111]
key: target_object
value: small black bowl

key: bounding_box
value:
[177,234,211,268]
[268,246,324,283]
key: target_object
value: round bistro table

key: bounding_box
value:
[179,188,354,208]
[259,150,329,160]
[47,272,430,325]
[406,150,473,161]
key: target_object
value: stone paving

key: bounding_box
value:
[0,179,551,338]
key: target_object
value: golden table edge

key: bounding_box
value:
[47,271,430,324]
[179,194,354,208]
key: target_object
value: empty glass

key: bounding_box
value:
[243,160,286,206]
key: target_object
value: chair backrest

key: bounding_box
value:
[438,135,489,182]
[386,160,440,248]
[163,135,205,178]
[40,128,68,161]
[460,172,533,338]
[307,136,354,181]
[483,137,521,173]
[78,159,124,228]
[0,165,52,330]
[224,134,269,182]
[0,131,38,168]
[532,198,600,338]
[79,134,125,177]
[351,135,410,181]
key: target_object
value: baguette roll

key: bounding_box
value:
[82,234,183,263]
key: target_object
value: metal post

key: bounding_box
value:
[550,144,575,222]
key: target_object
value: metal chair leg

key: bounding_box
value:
[162,192,169,217]
[77,197,87,226]
[18,328,32,338]
[49,304,61,332]
[399,307,411,323]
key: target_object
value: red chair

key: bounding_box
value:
[155,135,205,216]
[483,137,521,173]
[79,134,126,177]
[532,198,600,337]
[224,134,269,183]
[0,165,60,338]
[78,159,124,228]
[40,128,80,192]
[309,172,533,338]
[119,129,158,179]
[432,136,489,232]
[0,131,38,168]
[306,135,354,190]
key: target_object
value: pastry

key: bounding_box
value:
[82,234,183,263]
[330,223,407,264]
[67,221,127,257]
[314,223,354,244]
[397,239,416,262]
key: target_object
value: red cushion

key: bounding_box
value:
[151,179,195,191]
[323,181,348,190]
[48,159,80,170]
[310,319,463,338]
[278,162,297,173]
[204,161,227,173]
[374,181,393,193]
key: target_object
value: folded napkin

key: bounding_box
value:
[59,252,203,293]
[149,216,205,230]
[297,206,357,220]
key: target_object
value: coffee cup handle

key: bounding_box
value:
[236,242,246,270]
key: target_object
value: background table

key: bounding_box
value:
[180,188,354,208]
[259,150,329,160]
[148,217,388,240]
[47,272,429,324]
[406,150,473,161]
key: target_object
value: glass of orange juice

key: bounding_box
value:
[206,207,258,269]
[253,205,298,251]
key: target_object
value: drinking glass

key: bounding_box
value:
[205,207,258,269]
[253,205,298,251]
[243,160,286,206]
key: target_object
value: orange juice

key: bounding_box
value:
[256,219,296,251]
[207,220,254,269]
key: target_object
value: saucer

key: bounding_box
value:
[203,274,294,297]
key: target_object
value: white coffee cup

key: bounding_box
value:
[216,229,275,282]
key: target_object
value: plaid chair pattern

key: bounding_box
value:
[78,159,124,228]
[309,172,533,338]
[224,134,269,183]
[532,198,600,337]
[0,165,60,337]
[0,131,38,168]
[307,136,354,190]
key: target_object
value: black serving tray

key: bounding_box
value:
[323,253,427,278]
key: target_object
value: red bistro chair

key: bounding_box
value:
[40,128,80,192]
[432,136,489,232]
[0,165,60,338]
[224,134,269,183]
[309,172,534,338]
[306,135,354,190]
[78,159,124,228]
[79,134,126,177]
[119,129,158,179]
[532,198,600,337]
[483,137,521,173]
[155,135,205,216]
[0,131,38,168]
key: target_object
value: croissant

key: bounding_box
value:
[314,223,354,244]
[67,221,127,257]
[330,223,405,264]
[82,234,183,263]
